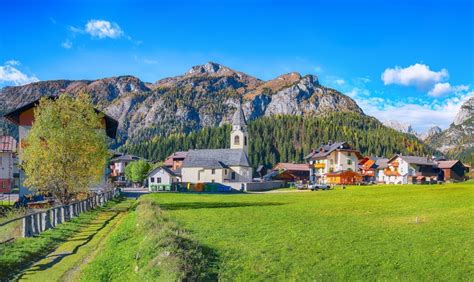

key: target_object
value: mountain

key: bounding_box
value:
[383,120,417,135]
[0,62,363,145]
[426,97,474,164]
[420,126,442,141]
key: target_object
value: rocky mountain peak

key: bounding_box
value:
[454,97,474,126]
[186,62,235,76]
[383,120,417,135]
[420,126,442,140]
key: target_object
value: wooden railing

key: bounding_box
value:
[0,189,119,240]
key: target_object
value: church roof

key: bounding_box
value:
[232,104,247,127]
[182,149,250,169]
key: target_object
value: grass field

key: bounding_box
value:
[84,182,474,280]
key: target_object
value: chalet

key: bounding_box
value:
[305,141,363,184]
[437,160,467,182]
[109,154,142,186]
[382,155,438,184]
[181,104,252,184]
[147,166,181,191]
[0,136,19,193]
[264,163,310,182]
[163,151,188,171]
[3,97,118,196]
[359,157,389,183]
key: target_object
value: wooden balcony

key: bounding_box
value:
[314,163,325,169]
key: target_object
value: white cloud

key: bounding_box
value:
[335,79,345,85]
[352,90,472,132]
[61,39,72,49]
[0,61,39,86]
[85,20,123,39]
[428,82,452,97]
[381,63,448,90]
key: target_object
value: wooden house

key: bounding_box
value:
[437,160,467,182]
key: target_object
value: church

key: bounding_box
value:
[180,104,253,184]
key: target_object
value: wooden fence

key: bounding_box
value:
[0,189,118,241]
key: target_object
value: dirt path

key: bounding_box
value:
[19,200,134,282]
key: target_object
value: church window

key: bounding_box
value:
[234,135,240,145]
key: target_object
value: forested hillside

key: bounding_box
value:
[121,113,434,169]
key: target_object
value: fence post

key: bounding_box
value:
[22,215,32,237]
[42,210,52,231]
[35,213,42,234]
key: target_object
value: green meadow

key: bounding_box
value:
[83,182,474,281]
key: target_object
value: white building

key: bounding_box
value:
[180,104,252,184]
[305,141,362,184]
[147,166,181,191]
[382,154,438,184]
[0,136,18,193]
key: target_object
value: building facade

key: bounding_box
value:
[306,142,362,184]
[0,136,18,193]
[381,155,438,184]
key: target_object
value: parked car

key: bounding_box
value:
[309,183,331,191]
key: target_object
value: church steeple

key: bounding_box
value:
[230,103,248,153]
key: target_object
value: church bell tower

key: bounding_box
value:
[230,103,248,154]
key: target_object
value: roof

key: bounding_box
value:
[110,154,141,162]
[274,163,310,171]
[375,158,389,169]
[326,170,361,176]
[164,151,188,166]
[148,166,178,177]
[232,104,247,127]
[182,149,250,169]
[437,160,461,169]
[305,141,362,160]
[0,136,17,152]
[388,154,436,166]
[2,96,119,139]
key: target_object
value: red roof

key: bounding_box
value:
[0,136,17,152]
[274,162,310,171]
[437,160,460,169]
[164,151,188,166]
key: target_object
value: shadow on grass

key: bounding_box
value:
[158,201,285,211]
[18,211,120,277]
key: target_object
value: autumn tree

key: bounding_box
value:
[22,94,109,204]
[124,159,151,186]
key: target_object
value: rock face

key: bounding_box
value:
[383,120,417,135]
[0,62,364,145]
[426,97,474,162]
[420,126,442,141]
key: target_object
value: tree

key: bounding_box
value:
[22,94,109,204]
[125,160,151,185]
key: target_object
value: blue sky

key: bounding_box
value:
[1,0,472,132]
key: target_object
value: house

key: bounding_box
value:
[180,104,252,184]
[0,136,18,193]
[3,97,118,196]
[265,163,310,182]
[164,151,188,171]
[359,157,389,183]
[382,155,438,184]
[147,166,181,191]
[109,154,141,186]
[437,160,467,182]
[305,141,363,184]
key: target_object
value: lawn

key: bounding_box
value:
[84,183,474,280]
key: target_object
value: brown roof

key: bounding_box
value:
[437,160,460,169]
[164,151,188,166]
[274,163,310,171]
[0,136,17,152]
[388,154,436,166]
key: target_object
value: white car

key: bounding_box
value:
[309,183,331,191]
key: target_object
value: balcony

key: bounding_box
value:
[314,163,325,169]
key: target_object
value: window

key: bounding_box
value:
[234,135,240,145]
[330,159,334,165]
[244,136,247,146]
[329,168,334,173]
[150,177,155,183]
[212,169,215,175]
[348,168,353,171]
[211,179,215,183]
[225,169,228,174]
[157,177,162,184]
[347,160,352,165]
[231,172,236,180]
[348,153,352,157]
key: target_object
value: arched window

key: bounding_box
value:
[234,135,240,145]
[244,136,247,146]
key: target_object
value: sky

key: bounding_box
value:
[1,0,473,132]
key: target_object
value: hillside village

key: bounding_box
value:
[0,97,471,198]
